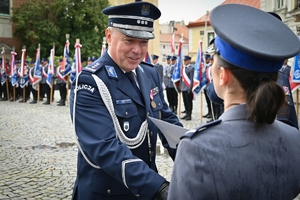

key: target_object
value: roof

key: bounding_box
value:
[187,0,260,28]
[160,33,188,44]
[160,22,189,44]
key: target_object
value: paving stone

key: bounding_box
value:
[1,90,300,199]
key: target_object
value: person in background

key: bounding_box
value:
[169,4,300,199]
[56,58,67,106]
[69,2,182,200]
[180,55,194,120]
[202,54,212,119]
[280,58,291,77]
[163,55,171,91]
[29,61,38,104]
[152,54,164,89]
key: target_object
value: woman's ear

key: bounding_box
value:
[219,67,230,85]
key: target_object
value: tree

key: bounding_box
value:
[11,0,110,61]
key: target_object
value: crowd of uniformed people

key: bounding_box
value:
[1,1,300,199]
[0,56,97,106]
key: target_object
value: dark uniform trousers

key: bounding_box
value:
[182,91,193,112]
[58,82,67,102]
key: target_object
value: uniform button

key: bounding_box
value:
[125,112,128,115]
[107,189,111,194]
[136,194,140,197]
[151,132,153,136]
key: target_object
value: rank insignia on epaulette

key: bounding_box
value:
[105,65,118,78]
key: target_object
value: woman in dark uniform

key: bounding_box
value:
[168,4,300,200]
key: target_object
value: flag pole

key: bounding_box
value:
[21,45,26,102]
[2,47,10,100]
[11,46,16,102]
[65,34,70,106]
[37,43,41,103]
[200,39,203,121]
[297,89,299,117]
[177,34,184,116]
[50,43,55,104]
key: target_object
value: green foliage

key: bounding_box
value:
[11,0,110,61]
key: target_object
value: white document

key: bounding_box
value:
[148,116,190,148]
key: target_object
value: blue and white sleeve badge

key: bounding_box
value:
[105,65,118,78]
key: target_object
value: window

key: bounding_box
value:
[276,0,284,9]
[0,0,10,15]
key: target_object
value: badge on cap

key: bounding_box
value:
[141,4,150,16]
[105,65,118,78]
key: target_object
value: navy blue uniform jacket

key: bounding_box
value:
[69,51,182,199]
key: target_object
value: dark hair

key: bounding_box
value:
[216,55,285,124]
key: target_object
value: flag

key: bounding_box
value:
[70,41,82,83]
[57,40,71,81]
[31,47,42,90]
[143,52,151,63]
[290,53,300,93]
[10,50,18,87]
[19,48,29,88]
[46,48,55,87]
[192,40,207,96]
[171,33,175,54]
[172,38,183,92]
[1,49,8,85]
[20,48,26,77]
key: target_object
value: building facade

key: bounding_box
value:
[159,21,189,65]
[261,0,300,35]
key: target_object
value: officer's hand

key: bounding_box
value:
[155,181,169,200]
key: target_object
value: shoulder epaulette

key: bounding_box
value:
[181,119,222,139]
[83,61,103,73]
[140,61,154,68]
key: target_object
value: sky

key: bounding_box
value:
[158,0,225,24]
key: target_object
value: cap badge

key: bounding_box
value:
[141,4,150,16]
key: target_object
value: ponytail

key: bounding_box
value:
[217,55,285,124]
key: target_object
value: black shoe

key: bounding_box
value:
[56,99,62,103]
[1,97,7,101]
[185,116,192,121]
[181,110,186,113]
[207,114,212,118]
[202,113,210,118]
[180,115,187,120]
[43,101,50,105]
[57,103,65,106]
[30,100,37,104]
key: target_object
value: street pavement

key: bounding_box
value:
[1,90,300,199]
